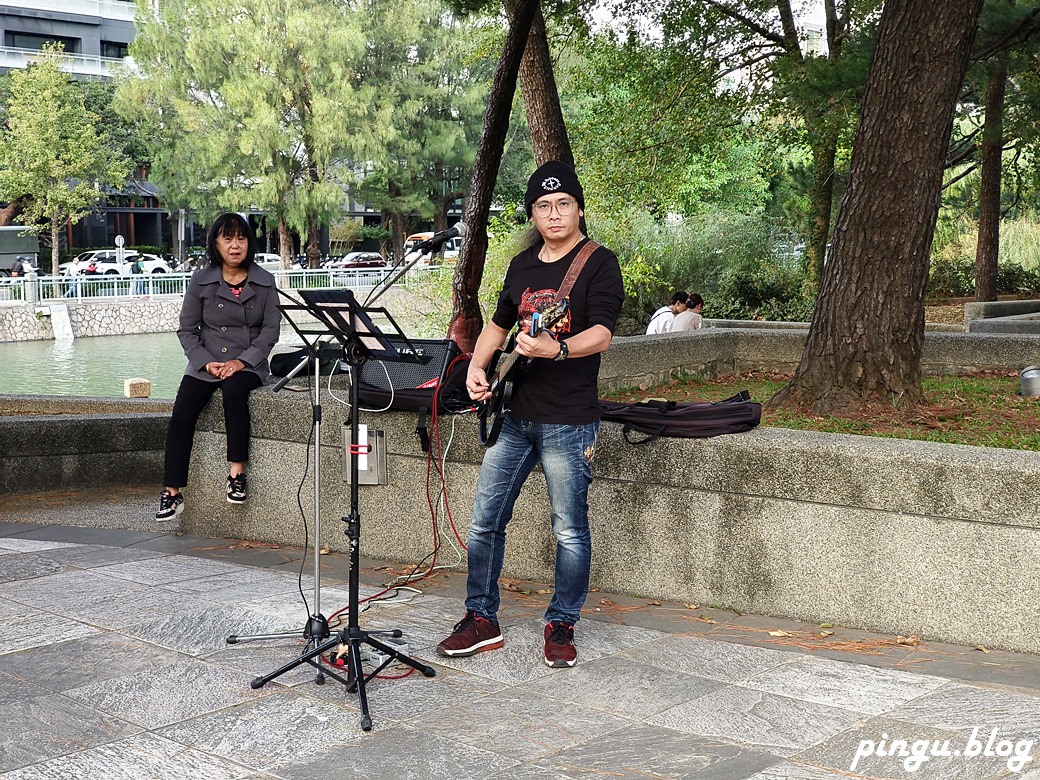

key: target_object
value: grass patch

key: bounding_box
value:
[601,370,1040,451]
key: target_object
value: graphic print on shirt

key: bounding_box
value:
[519,287,572,336]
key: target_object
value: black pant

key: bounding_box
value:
[163,373,262,488]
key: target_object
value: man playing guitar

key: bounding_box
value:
[437,160,624,668]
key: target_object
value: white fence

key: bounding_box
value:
[0,266,443,305]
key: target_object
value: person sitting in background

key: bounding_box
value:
[155,212,281,521]
[672,292,704,331]
[645,290,688,334]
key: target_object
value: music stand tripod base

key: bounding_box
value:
[222,291,354,686]
[243,287,437,731]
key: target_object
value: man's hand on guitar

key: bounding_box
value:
[467,363,492,402]
[515,331,560,359]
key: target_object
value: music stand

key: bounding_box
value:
[225,287,351,688]
[247,287,437,732]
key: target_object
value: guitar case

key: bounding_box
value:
[599,391,761,444]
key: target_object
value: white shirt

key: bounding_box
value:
[645,306,674,335]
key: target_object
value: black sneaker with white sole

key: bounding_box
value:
[155,490,184,521]
[226,473,248,503]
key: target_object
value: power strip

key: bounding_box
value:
[361,637,410,666]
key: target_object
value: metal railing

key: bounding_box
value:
[0,277,26,303]
[0,48,125,78]
[4,265,442,304]
[3,0,136,20]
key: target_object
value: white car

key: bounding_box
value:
[253,253,286,271]
[60,250,171,275]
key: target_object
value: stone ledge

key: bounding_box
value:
[176,380,1040,654]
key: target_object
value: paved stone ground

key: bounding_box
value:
[2,488,1040,779]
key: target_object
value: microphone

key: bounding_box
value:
[365,222,468,307]
[412,222,468,254]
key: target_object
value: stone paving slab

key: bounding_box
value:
[0,519,1037,780]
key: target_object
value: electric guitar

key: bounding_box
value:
[478,299,570,447]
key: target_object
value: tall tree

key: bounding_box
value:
[947,0,1040,301]
[0,45,130,272]
[512,2,575,166]
[974,51,1008,301]
[120,0,387,266]
[772,0,985,413]
[353,0,491,261]
[612,0,878,285]
[448,0,539,350]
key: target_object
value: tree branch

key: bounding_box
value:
[699,0,788,47]
[972,6,1040,62]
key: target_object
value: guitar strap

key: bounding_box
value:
[555,239,601,304]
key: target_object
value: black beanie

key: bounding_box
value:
[525,160,584,216]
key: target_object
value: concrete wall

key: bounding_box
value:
[5,329,1039,652]
[0,406,169,495]
[172,328,1040,655]
[0,299,182,342]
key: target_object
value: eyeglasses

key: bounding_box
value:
[533,199,576,217]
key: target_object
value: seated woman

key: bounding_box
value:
[672,292,704,331]
[156,213,281,520]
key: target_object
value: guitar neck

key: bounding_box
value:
[492,350,523,382]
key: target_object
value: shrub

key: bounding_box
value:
[928,256,1040,298]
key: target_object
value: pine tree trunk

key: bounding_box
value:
[975,56,1007,303]
[0,197,25,227]
[804,135,837,290]
[772,0,985,414]
[278,216,292,266]
[516,3,573,168]
[51,213,61,275]
[447,0,538,351]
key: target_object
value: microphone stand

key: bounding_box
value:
[364,224,466,307]
[225,298,353,688]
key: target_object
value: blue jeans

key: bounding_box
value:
[465,416,599,626]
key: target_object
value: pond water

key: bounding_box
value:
[0,328,304,400]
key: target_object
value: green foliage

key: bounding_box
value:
[119,0,388,241]
[588,207,813,331]
[928,256,1040,297]
[565,29,769,217]
[929,215,1040,296]
[710,255,815,322]
[0,44,131,272]
[349,1,494,253]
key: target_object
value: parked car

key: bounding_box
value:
[324,252,386,269]
[59,250,171,276]
[253,252,285,271]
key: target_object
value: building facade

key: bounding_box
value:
[0,0,134,79]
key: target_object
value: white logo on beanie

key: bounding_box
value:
[541,176,562,192]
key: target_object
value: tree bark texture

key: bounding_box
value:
[804,135,837,289]
[975,55,1007,303]
[773,0,985,413]
[0,198,25,227]
[278,216,292,266]
[517,4,573,168]
[447,0,538,351]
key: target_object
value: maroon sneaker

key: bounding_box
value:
[543,621,577,668]
[437,612,504,657]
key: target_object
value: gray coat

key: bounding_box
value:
[178,263,281,382]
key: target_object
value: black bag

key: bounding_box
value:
[599,390,761,445]
[270,346,342,377]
